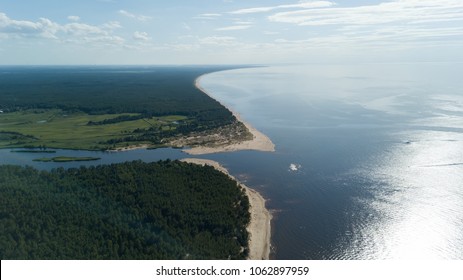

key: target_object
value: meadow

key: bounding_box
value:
[0,109,187,150]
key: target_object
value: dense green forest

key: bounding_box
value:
[0,160,250,259]
[0,66,234,120]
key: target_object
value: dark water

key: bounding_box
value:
[0,148,185,170]
[2,63,463,259]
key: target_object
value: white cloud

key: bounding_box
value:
[0,13,59,39]
[264,31,280,35]
[265,0,463,49]
[230,1,335,15]
[133,31,150,41]
[118,10,152,21]
[102,21,122,30]
[67,16,80,22]
[234,21,254,25]
[63,23,107,36]
[216,25,251,31]
[199,36,236,45]
[268,0,463,26]
[194,13,221,20]
[0,12,125,46]
[65,35,125,45]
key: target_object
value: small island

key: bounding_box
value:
[11,150,56,153]
[33,156,101,162]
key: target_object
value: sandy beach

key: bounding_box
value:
[184,77,275,155]
[181,158,272,260]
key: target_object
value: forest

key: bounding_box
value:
[0,66,235,122]
[0,160,250,259]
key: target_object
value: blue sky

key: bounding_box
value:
[0,0,462,64]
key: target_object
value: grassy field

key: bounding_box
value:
[0,109,187,150]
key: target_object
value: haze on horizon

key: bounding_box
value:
[0,0,462,65]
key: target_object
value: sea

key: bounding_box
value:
[1,63,463,259]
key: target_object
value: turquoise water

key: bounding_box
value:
[2,63,463,259]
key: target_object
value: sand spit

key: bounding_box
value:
[181,158,271,260]
[184,78,275,155]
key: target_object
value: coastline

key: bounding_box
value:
[183,76,275,155]
[181,158,272,260]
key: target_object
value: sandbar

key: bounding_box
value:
[181,158,272,260]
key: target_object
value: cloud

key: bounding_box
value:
[101,21,122,29]
[230,1,335,15]
[65,35,125,45]
[264,0,463,49]
[216,25,251,31]
[268,0,463,26]
[67,16,80,22]
[194,13,221,20]
[0,12,125,46]
[0,13,59,39]
[199,36,237,45]
[133,31,150,41]
[63,23,107,36]
[118,10,152,21]
[233,21,254,25]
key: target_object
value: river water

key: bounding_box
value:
[2,63,463,259]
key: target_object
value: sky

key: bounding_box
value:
[0,0,462,65]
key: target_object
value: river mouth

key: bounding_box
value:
[3,63,463,259]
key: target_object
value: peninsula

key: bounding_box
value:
[0,65,275,260]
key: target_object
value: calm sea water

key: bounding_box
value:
[198,63,463,259]
[2,63,463,259]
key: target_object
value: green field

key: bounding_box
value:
[0,109,188,150]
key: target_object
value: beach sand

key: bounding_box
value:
[181,158,272,260]
[183,77,275,155]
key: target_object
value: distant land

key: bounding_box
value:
[0,66,253,151]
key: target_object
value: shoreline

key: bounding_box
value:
[183,76,275,155]
[181,158,271,260]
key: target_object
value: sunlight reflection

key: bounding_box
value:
[357,130,463,259]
